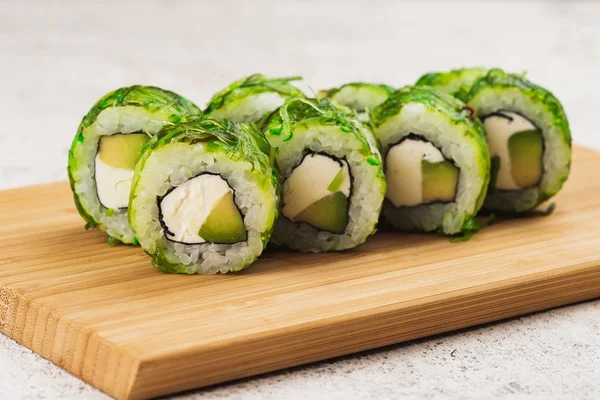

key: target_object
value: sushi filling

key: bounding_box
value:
[282,153,352,234]
[95,132,149,210]
[158,173,247,245]
[385,135,459,207]
[482,110,544,190]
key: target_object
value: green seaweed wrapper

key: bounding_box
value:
[262,97,381,159]
[68,85,201,243]
[319,82,395,114]
[205,74,305,122]
[416,67,488,100]
[133,118,276,194]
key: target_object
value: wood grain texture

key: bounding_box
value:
[1,146,599,400]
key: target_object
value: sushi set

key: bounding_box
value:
[2,68,600,400]
[68,68,571,273]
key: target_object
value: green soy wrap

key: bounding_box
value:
[205,74,305,123]
[262,98,386,252]
[129,118,279,274]
[463,69,571,212]
[371,86,490,235]
[67,85,201,244]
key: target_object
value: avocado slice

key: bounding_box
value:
[421,160,459,203]
[198,192,247,244]
[98,133,149,170]
[490,156,501,190]
[294,191,348,234]
[508,129,543,188]
[327,166,345,192]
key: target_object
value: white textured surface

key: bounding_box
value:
[1,1,599,399]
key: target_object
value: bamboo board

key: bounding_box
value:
[1,146,600,399]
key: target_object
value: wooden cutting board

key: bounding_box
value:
[1,146,599,400]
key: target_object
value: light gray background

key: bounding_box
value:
[1,1,599,399]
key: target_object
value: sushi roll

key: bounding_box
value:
[67,86,201,244]
[205,74,305,123]
[318,82,394,121]
[370,86,490,235]
[419,68,572,212]
[261,97,386,252]
[128,117,279,274]
[459,69,571,212]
